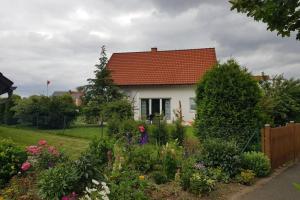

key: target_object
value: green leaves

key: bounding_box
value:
[230,0,300,40]
[195,59,262,149]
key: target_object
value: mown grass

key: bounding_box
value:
[0,124,195,159]
[0,126,91,159]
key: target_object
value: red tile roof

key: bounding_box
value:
[107,48,217,86]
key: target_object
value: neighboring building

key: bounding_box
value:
[0,73,16,97]
[107,47,217,123]
[52,90,84,106]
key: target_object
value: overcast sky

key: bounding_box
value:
[0,0,299,96]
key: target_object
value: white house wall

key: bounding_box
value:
[120,85,196,123]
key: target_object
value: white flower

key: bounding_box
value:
[85,194,92,200]
[102,196,109,200]
[85,187,91,194]
[103,186,110,194]
[92,179,100,185]
[101,181,107,186]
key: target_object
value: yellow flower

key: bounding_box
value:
[139,175,145,181]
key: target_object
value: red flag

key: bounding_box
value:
[47,80,50,85]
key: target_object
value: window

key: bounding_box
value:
[190,97,196,111]
[162,99,171,120]
[140,98,171,120]
[141,99,149,120]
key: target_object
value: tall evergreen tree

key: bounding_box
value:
[83,46,123,121]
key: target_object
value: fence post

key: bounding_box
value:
[263,124,272,161]
[289,121,296,161]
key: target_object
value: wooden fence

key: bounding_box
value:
[261,121,300,169]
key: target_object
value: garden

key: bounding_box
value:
[1,53,300,200]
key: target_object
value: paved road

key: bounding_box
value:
[239,162,300,200]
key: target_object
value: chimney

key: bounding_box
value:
[151,47,157,52]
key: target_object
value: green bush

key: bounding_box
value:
[107,116,121,136]
[74,137,113,191]
[38,163,79,200]
[161,142,182,180]
[152,171,168,184]
[0,139,27,187]
[195,59,262,148]
[236,169,256,185]
[101,99,133,121]
[128,145,159,173]
[0,94,21,125]
[201,138,241,177]
[180,157,197,191]
[149,118,169,145]
[13,95,77,129]
[171,120,185,146]
[205,167,230,183]
[241,151,271,177]
[109,169,149,200]
[189,172,215,195]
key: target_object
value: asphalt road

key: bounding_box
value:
[239,162,300,200]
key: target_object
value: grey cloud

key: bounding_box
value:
[0,0,299,96]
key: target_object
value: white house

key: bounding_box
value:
[107,47,217,123]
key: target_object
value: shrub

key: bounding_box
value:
[180,157,197,190]
[189,172,215,195]
[241,151,271,177]
[13,95,77,129]
[201,138,241,177]
[2,174,38,199]
[107,116,121,137]
[75,137,113,191]
[0,94,21,125]
[101,99,133,121]
[38,163,79,200]
[0,139,27,187]
[161,142,182,180]
[205,167,230,183]
[26,140,66,171]
[236,169,256,185]
[109,169,149,200]
[149,118,169,145]
[195,59,263,148]
[152,171,168,185]
[128,145,159,173]
[183,136,201,157]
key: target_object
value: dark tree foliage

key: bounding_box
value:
[230,0,300,40]
[83,46,123,121]
[259,75,300,126]
[101,99,133,121]
[0,94,21,125]
[13,95,77,129]
[195,59,262,148]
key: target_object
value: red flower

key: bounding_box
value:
[21,161,31,171]
[38,139,47,146]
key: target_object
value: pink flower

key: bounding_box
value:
[48,146,60,156]
[21,161,31,171]
[26,145,42,155]
[38,139,47,146]
[61,196,70,200]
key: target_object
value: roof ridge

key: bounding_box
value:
[112,47,215,55]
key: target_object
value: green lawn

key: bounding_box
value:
[41,126,107,140]
[0,124,195,159]
[0,126,92,159]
